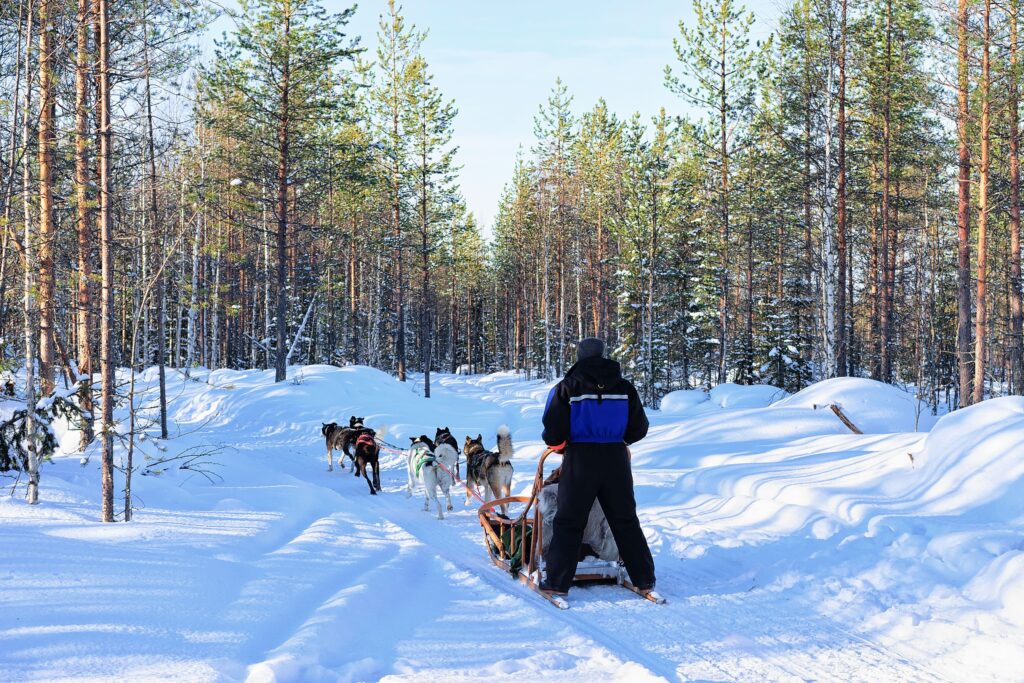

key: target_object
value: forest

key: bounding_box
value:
[0,0,1021,517]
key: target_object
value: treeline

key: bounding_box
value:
[490,0,1022,411]
[1,0,1022,513]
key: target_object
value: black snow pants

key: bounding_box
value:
[543,445,656,593]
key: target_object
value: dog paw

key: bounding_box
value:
[327,466,333,472]
[447,504,453,511]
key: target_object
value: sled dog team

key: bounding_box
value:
[320,416,514,519]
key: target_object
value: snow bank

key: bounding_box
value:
[659,383,787,414]
[774,376,922,433]
[912,396,1024,516]
[658,389,708,414]
[709,383,788,409]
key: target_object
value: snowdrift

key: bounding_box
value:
[658,388,709,414]
[658,383,788,414]
[709,383,789,409]
[774,376,923,433]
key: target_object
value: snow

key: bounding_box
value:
[774,376,927,433]
[2,366,1022,681]
[708,382,789,409]
[659,383,787,415]
[657,389,709,414]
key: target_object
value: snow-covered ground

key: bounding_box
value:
[2,365,1022,682]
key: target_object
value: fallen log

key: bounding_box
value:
[829,403,863,434]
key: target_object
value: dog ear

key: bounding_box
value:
[409,436,416,443]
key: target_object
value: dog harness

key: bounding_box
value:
[409,443,435,476]
[355,432,376,449]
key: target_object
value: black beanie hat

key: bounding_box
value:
[577,337,605,361]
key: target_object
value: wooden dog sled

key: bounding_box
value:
[477,447,665,609]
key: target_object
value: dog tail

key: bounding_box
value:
[496,425,513,463]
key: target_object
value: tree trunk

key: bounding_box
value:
[956,0,974,406]
[836,0,848,377]
[98,0,115,522]
[142,2,168,436]
[879,0,893,383]
[37,0,56,397]
[974,0,991,404]
[274,4,291,383]
[185,174,202,375]
[1010,0,1023,394]
[73,0,95,449]
[719,21,730,386]
[0,0,26,335]
[420,150,431,398]
[21,0,39,504]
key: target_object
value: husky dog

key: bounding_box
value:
[406,434,459,519]
[434,427,461,479]
[339,416,368,474]
[321,422,349,472]
[352,429,381,495]
[463,426,513,513]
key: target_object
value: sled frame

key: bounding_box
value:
[477,448,627,597]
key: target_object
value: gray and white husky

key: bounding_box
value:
[406,435,459,520]
[463,425,514,514]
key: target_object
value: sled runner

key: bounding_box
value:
[477,447,665,609]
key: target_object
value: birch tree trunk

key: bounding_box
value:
[98,0,115,522]
[22,0,39,504]
[184,194,201,376]
[836,0,848,376]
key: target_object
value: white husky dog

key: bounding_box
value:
[406,435,458,519]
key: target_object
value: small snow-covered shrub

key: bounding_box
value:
[0,394,82,472]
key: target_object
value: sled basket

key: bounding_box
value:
[478,448,624,590]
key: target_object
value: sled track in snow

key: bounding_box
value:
[330,450,951,683]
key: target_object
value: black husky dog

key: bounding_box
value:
[340,416,367,472]
[434,426,460,472]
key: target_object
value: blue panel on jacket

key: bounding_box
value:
[570,397,629,443]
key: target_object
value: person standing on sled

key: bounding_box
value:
[539,337,656,598]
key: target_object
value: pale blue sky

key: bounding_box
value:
[207,1,780,232]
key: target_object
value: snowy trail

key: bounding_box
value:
[345,381,947,683]
[3,366,1022,682]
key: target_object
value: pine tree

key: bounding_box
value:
[667,0,769,384]
[203,0,358,383]
[404,54,457,397]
